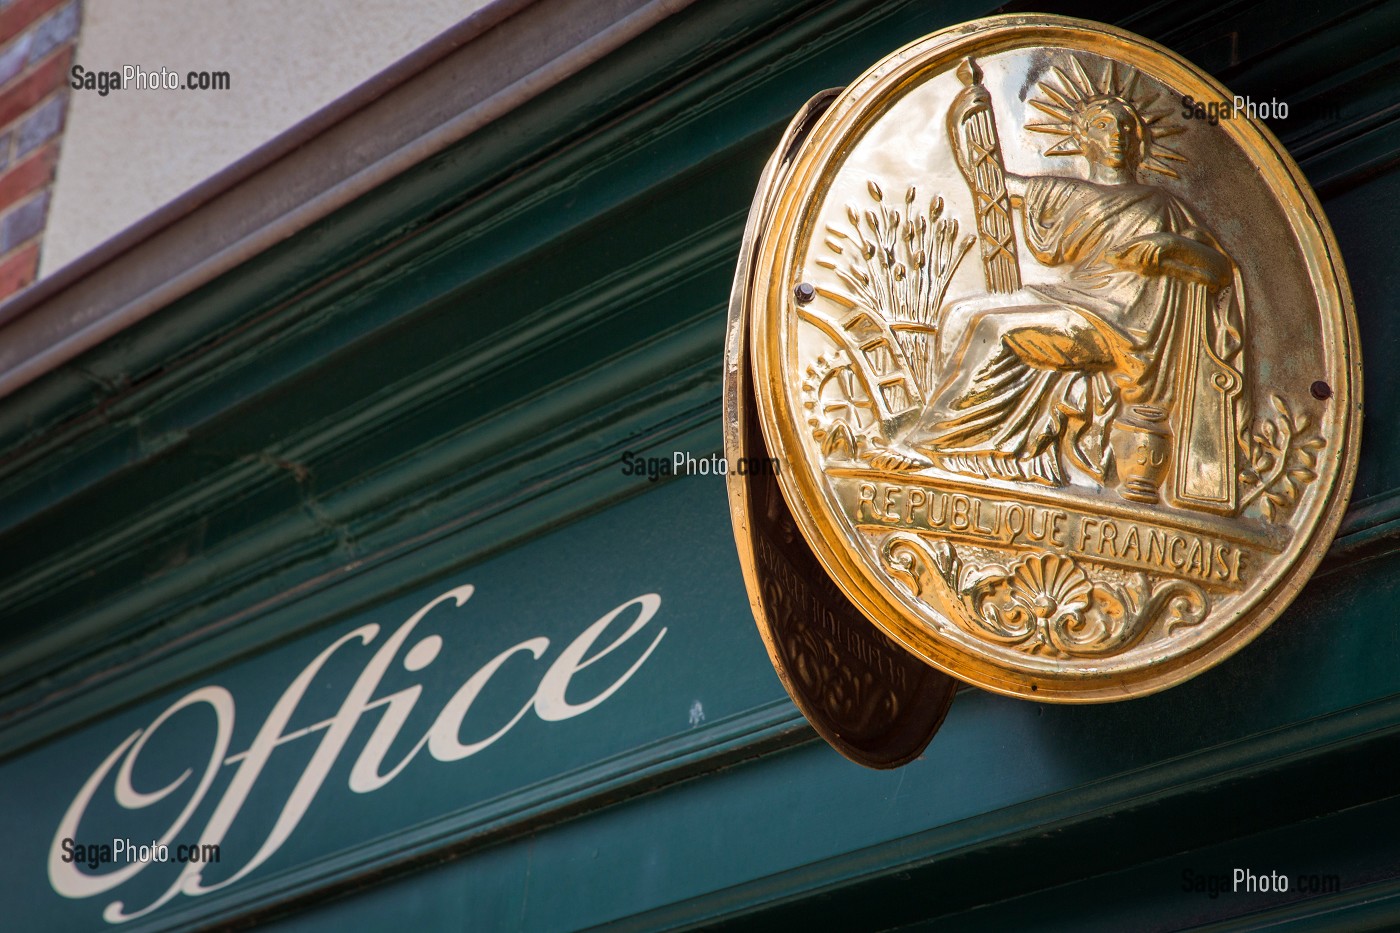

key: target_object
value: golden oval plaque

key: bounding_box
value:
[745,15,1361,702]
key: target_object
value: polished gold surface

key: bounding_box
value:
[725,90,957,766]
[744,15,1361,701]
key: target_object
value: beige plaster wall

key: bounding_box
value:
[41,0,490,275]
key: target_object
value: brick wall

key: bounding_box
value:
[0,0,78,300]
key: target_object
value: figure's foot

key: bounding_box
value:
[869,446,933,472]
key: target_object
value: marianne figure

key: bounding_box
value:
[895,58,1246,513]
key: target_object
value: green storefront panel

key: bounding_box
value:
[2,0,1397,929]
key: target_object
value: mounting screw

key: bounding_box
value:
[1310,380,1333,401]
[793,282,816,303]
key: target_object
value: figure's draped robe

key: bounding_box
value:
[908,175,1245,491]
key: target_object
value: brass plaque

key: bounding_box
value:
[725,90,956,766]
[743,15,1360,701]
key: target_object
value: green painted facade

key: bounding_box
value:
[2,0,1398,929]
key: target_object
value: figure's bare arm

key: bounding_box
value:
[1111,232,1231,289]
[1163,235,1232,288]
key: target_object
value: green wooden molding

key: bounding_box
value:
[581,688,1400,931]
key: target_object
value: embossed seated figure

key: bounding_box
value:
[879,64,1246,512]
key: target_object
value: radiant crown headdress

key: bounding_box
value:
[1026,57,1185,177]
